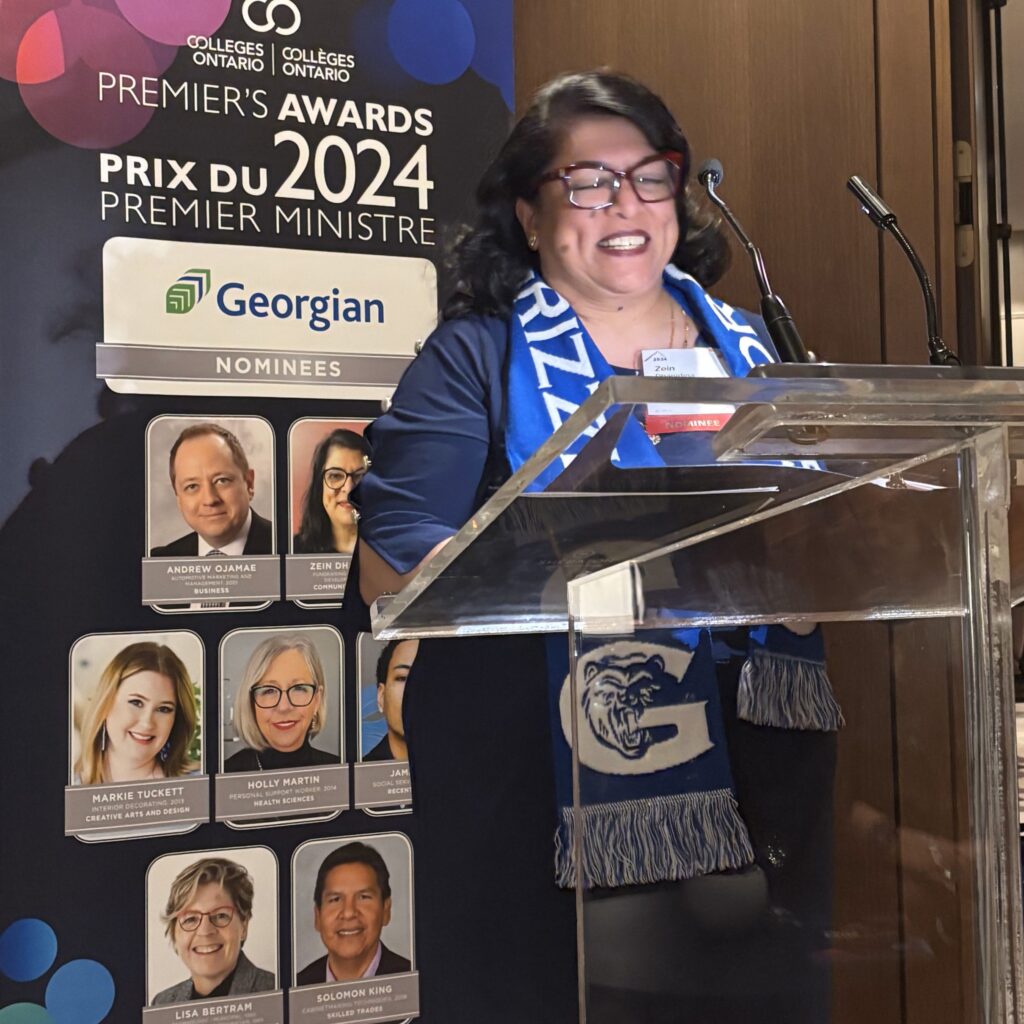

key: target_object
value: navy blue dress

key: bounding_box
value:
[351,314,834,1024]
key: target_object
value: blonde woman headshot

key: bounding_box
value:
[74,641,199,785]
[224,633,337,773]
[151,857,275,1003]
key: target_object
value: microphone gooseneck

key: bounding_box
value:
[846,175,960,366]
[697,158,810,363]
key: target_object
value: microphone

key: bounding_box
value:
[846,175,960,366]
[697,159,810,363]
[697,158,724,189]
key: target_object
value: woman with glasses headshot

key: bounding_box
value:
[293,428,371,555]
[350,70,837,1024]
[151,857,275,1003]
[224,634,337,772]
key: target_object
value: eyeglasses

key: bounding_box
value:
[322,466,368,492]
[251,683,320,708]
[177,906,235,931]
[535,152,685,210]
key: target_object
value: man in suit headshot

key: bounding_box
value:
[296,842,411,986]
[363,639,418,762]
[150,423,273,557]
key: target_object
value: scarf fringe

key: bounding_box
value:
[554,789,755,889]
[737,649,844,731]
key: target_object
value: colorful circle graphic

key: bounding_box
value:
[17,3,161,147]
[0,0,59,82]
[387,0,475,85]
[44,961,115,1024]
[0,1006,55,1024]
[114,0,231,47]
[0,919,57,983]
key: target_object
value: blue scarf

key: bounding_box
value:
[507,266,800,490]
[547,629,754,888]
[506,269,842,889]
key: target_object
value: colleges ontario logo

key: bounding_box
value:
[165,268,212,314]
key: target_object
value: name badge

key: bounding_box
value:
[640,347,734,433]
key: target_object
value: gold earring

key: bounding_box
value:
[528,234,538,250]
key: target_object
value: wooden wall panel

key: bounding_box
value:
[513,0,882,364]
[736,0,881,365]
[949,0,986,365]
[825,622,903,1023]
[876,0,957,363]
[516,0,884,366]
[891,620,976,1024]
[514,0,957,367]
[931,0,959,356]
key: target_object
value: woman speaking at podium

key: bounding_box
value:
[352,70,838,1024]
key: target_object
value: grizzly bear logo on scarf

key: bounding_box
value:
[583,650,676,758]
[560,642,714,775]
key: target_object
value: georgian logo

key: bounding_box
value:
[560,641,713,775]
[165,268,211,315]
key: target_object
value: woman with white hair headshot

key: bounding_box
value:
[224,633,337,772]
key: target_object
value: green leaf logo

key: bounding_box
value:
[165,268,212,314]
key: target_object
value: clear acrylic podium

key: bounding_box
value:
[372,371,1024,1024]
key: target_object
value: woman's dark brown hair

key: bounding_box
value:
[443,69,730,320]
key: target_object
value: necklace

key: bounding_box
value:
[668,302,694,348]
[577,299,691,355]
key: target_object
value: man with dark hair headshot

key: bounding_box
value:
[363,639,418,762]
[296,842,411,985]
[150,422,273,557]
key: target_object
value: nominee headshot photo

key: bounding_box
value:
[288,418,371,556]
[221,626,343,773]
[147,847,278,1004]
[358,635,418,763]
[146,415,275,558]
[69,631,202,786]
[292,835,414,987]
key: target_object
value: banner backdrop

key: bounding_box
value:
[0,2,512,1019]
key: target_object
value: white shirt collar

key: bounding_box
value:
[198,508,252,557]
